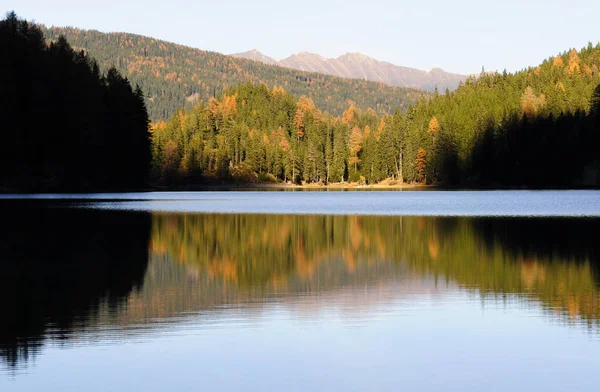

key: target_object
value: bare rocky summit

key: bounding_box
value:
[232,50,467,91]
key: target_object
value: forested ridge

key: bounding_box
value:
[1,13,151,191]
[151,44,600,187]
[40,26,426,121]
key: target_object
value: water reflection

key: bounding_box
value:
[0,204,151,368]
[1,209,599,372]
[149,214,600,325]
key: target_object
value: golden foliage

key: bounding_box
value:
[150,120,167,133]
[568,49,581,75]
[207,97,220,118]
[428,116,440,135]
[293,96,316,139]
[348,156,361,166]
[221,94,238,117]
[363,125,372,138]
[177,111,186,131]
[342,103,357,126]
[272,126,291,152]
[552,56,564,68]
[207,94,238,119]
[520,86,546,117]
[349,126,364,156]
[272,85,286,96]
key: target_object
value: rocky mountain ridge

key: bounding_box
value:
[232,49,468,91]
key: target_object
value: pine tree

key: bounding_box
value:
[416,148,427,183]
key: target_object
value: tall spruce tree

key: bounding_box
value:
[0,12,151,191]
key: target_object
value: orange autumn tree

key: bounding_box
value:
[568,49,581,75]
[428,116,440,139]
[428,116,440,135]
[520,86,546,117]
[342,103,357,127]
[294,96,317,140]
[348,126,364,173]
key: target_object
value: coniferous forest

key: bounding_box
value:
[40,26,426,121]
[152,52,600,187]
[0,12,151,192]
[2,12,599,190]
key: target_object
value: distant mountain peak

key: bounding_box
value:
[230,49,277,65]
[293,51,325,59]
[339,52,372,60]
[234,49,467,91]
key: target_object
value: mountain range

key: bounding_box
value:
[232,49,468,91]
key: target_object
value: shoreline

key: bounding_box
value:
[150,181,432,191]
[2,182,599,194]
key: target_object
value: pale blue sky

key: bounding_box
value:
[3,0,598,74]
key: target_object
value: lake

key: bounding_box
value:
[1,191,600,391]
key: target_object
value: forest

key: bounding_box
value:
[2,12,600,189]
[0,12,151,191]
[40,26,426,121]
[151,44,600,186]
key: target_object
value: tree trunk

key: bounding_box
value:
[399,152,403,184]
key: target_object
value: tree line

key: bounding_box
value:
[0,12,151,191]
[152,45,600,187]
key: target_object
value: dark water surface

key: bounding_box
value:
[1,191,600,391]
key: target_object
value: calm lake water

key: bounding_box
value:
[1,191,600,391]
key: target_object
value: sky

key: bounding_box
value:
[3,0,598,75]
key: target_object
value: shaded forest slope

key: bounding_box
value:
[40,26,427,121]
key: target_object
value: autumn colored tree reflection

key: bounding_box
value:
[150,214,600,325]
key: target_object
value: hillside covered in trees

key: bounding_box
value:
[151,44,600,187]
[40,26,426,121]
[0,13,151,191]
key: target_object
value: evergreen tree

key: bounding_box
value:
[0,13,151,191]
